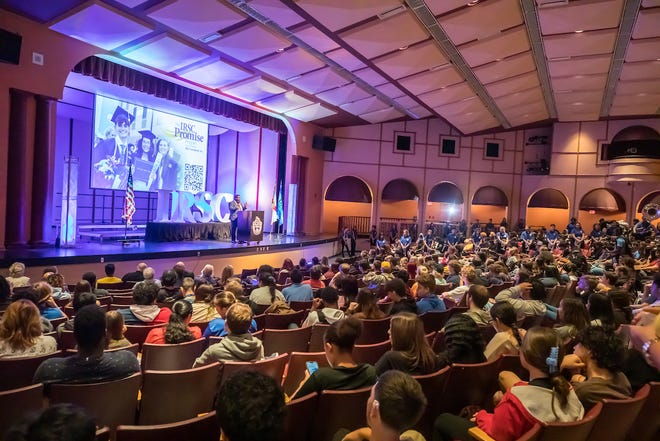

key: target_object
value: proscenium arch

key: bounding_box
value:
[472,186,509,206]
[427,182,464,204]
[381,179,420,201]
[324,176,373,203]
[579,188,626,213]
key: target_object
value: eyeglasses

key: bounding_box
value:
[116,121,130,127]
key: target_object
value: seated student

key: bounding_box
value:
[215,371,286,441]
[561,326,632,411]
[462,285,492,326]
[554,298,590,345]
[194,302,264,366]
[347,289,387,320]
[189,284,219,323]
[495,279,547,322]
[121,262,147,283]
[46,273,71,301]
[249,273,285,308]
[58,291,97,335]
[96,263,122,285]
[292,317,377,399]
[156,270,183,303]
[282,269,314,302]
[144,300,202,344]
[484,301,526,362]
[118,281,171,325]
[302,287,346,327]
[0,299,57,358]
[384,278,417,316]
[375,312,442,376]
[340,370,428,441]
[416,273,445,314]
[303,265,326,290]
[33,282,66,320]
[105,310,131,349]
[433,327,584,441]
[6,262,30,288]
[203,291,258,338]
[82,272,109,298]
[179,277,196,302]
[5,403,97,441]
[587,292,615,327]
[438,314,487,368]
[34,305,140,385]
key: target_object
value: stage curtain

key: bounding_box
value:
[290,155,307,234]
[73,56,288,134]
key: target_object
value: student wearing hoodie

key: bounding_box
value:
[415,273,445,314]
[302,287,345,327]
[495,279,547,322]
[118,281,171,325]
[193,302,264,366]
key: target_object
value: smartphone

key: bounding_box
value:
[306,361,319,375]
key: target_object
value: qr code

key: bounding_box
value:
[183,164,204,192]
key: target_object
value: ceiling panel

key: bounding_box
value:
[495,87,545,110]
[375,83,406,98]
[633,7,660,39]
[352,67,388,86]
[257,91,314,113]
[625,37,660,62]
[611,92,660,107]
[551,74,608,92]
[293,25,341,53]
[619,60,660,81]
[544,29,617,59]
[460,26,530,67]
[360,107,405,123]
[485,71,540,98]
[418,82,475,107]
[555,91,604,105]
[473,51,536,84]
[122,34,209,72]
[324,48,367,71]
[438,0,524,46]
[253,47,326,79]
[179,58,253,88]
[288,67,350,93]
[508,111,549,126]
[49,3,153,50]
[222,77,288,102]
[147,0,245,39]
[538,0,624,35]
[340,96,390,115]
[435,98,488,117]
[502,101,548,118]
[398,66,464,95]
[115,0,149,7]
[394,95,420,108]
[372,40,448,80]
[407,105,433,118]
[425,0,471,17]
[247,0,305,28]
[615,80,660,94]
[284,103,337,122]
[642,0,660,6]
[295,0,403,32]
[209,23,292,62]
[316,83,372,106]
[547,55,612,76]
[340,11,428,59]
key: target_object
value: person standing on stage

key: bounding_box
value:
[229,194,247,243]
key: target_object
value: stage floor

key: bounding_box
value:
[0,234,339,267]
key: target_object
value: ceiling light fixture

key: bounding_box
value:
[276,48,286,53]
[572,102,584,105]
[398,45,409,51]
[467,0,480,6]
[574,29,584,33]
[199,32,222,44]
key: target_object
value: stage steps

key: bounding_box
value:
[78,224,146,243]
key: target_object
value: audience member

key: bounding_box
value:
[415,273,445,314]
[58,290,97,334]
[145,300,201,344]
[282,269,314,302]
[33,282,65,320]
[0,299,57,357]
[6,262,30,288]
[384,278,418,316]
[157,270,183,303]
[249,273,285,308]
[82,272,109,298]
[105,310,131,349]
[121,262,147,282]
[462,285,492,326]
[495,279,547,321]
[189,284,219,323]
[302,287,345,327]
[203,291,257,338]
[439,314,486,367]
[303,265,326,290]
[118,281,171,325]
[484,301,525,362]
[587,292,615,327]
[46,272,70,300]
[5,404,97,441]
[96,263,121,284]
[347,289,387,320]
[554,298,590,344]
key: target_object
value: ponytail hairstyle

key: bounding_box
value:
[164,300,194,344]
[521,327,571,411]
[259,273,277,303]
[489,301,522,347]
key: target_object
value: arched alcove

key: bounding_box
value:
[426,182,464,222]
[471,186,509,226]
[380,179,420,221]
[637,191,660,214]
[526,188,569,229]
[323,176,373,233]
[578,188,626,228]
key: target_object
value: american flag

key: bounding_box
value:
[122,164,136,225]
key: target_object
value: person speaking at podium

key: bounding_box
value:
[229,194,247,243]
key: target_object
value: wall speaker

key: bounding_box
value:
[0,28,22,65]
[312,135,336,152]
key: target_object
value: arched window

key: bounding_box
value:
[325,176,372,203]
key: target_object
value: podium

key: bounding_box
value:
[237,210,264,244]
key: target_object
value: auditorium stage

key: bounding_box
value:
[0,235,341,282]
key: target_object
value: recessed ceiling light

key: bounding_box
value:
[572,102,584,106]
[637,93,647,96]
[398,45,409,51]
[467,0,480,6]
[494,58,502,62]
[276,48,286,53]
[199,32,222,44]
[575,29,584,33]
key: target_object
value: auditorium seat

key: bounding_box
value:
[66,343,140,356]
[0,351,61,391]
[0,384,43,438]
[585,383,650,441]
[49,316,68,329]
[95,427,111,441]
[625,381,660,441]
[469,423,541,441]
[116,411,219,441]
[311,387,371,441]
[440,358,501,414]
[141,338,206,371]
[496,354,529,381]
[420,310,453,334]
[377,301,393,314]
[98,281,135,290]
[262,327,311,356]
[308,324,330,352]
[426,331,436,345]
[189,321,209,334]
[353,340,391,365]
[413,366,451,436]
[138,363,219,425]
[281,392,318,441]
[535,401,602,441]
[282,352,329,397]
[111,295,134,305]
[355,317,391,345]
[49,373,142,429]
[264,309,307,329]
[432,330,446,353]
[218,352,288,387]
[289,300,313,311]
[124,324,166,350]
[253,313,266,330]
[478,325,497,345]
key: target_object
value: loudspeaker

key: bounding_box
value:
[0,29,21,65]
[312,135,336,152]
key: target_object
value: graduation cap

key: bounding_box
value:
[138,130,156,140]
[110,106,134,125]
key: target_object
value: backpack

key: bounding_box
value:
[264,300,294,315]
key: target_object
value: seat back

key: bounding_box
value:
[440,358,501,414]
[262,327,311,356]
[289,301,313,312]
[66,343,140,357]
[0,352,62,391]
[282,352,330,397]
[585,383,650,441]
[280,392,319,441]
[0,384,44,438]
[264,309,307,329]
[308,324,330,352]
[311,387,371,441]
[60,329,77,350]
[139,363,220,425]
[49,316,68,328]
[95,427,111,441]
[419,310,453,334]
[219,353,288,387]
[49,373,142,429]
[626,381,660,441]
[496,354,528,381]
[432,330,446,353]
[141,338,206,371]
[117,411,219,441]
[478,325,497,346]
[355,317,391,345]
[353,340,392,365]
[125,324,166,350]
[413,366,451,435]
[189,322,209,334]
[538,401,602,441]
[377,301,393,315]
